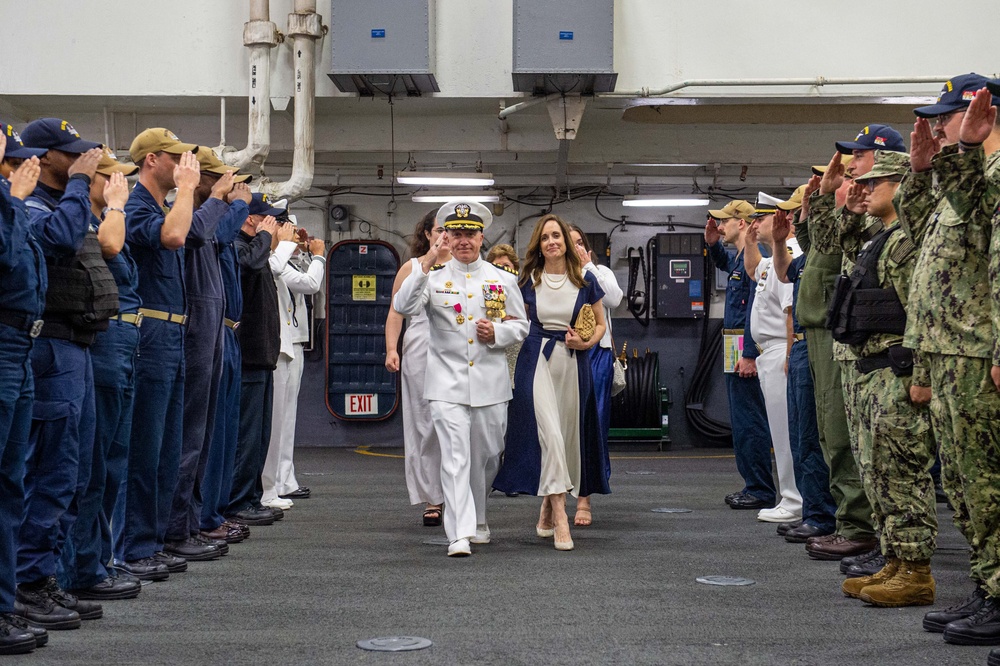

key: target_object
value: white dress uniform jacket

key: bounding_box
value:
[394,257,529,406]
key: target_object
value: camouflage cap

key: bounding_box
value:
[853,150,911,182]
[707,200,755,221]
[777,184,807,211]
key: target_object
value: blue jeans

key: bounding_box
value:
[227,368,273,513]
[0,326,34,611]
[19,338,94,585]
[168,297,224,540]
[58,320,138,588]
[787,341,836,531]
[116,319,184,562]
[200,328,241,530]
[725,371,776,503]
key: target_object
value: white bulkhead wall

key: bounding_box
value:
[1,0,994,98]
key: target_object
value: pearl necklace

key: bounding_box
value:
[541,271,568,289]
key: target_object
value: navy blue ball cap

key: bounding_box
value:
[248,193,286,217]
[914,73,998,118]
[835,124,905,154]
[1,121,47,159]
[20,118,102,154]
[986,77,1000,99]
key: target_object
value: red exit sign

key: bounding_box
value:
[345,393,378,416]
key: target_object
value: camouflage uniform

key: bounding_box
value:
[897,144,1000,595]
[803,193,877,539]
[839,187,937,562]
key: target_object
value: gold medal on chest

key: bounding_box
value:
[456,314,465,324]
[444,281,453,289]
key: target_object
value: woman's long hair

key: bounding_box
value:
[568,224,595,262]
[519,213,586,289]
[406,209,440,259]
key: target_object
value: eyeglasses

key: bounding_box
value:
[934,110,965,126]
[862,177,902,192]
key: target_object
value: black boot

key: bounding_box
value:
[943,597,1000,646]
[15,579,81,630]
[924,585,988,633]
[42,578,102,620]
[3,613,47,647]
[0,613,37,654]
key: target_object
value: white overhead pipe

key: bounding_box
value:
[498,76,950,118]
[220,0,280,170]
[257,0,324,201]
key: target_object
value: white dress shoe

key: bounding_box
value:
[262,497,293,510]
[471,524,491,544]
[756,506,802,523]
[447,538,472,557]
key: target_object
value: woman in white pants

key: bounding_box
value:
[260,227,326,509]
[385,212,450,526]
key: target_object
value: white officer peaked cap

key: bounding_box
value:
[436,200,492,232]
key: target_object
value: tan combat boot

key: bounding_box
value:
[842,558,898,599]
[860,560,935,607]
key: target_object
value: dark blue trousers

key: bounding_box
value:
[590,346,614,482]
[227,369,273,514]
[200,328,241,530]
[0,327,34,611]
[725,370,776,503]
[787,341,836,531]
[168,298,224,540]
[19,338,94,585]
[116,319,184,562]
[59,320,138,587]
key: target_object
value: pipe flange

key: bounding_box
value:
[243,19,280,47]
[286,12,324,39]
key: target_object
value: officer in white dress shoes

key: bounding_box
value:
[394,201,529,556]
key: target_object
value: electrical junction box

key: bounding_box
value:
[328,0,439,96]
[512,0,617,95]
[328,204,350,233]
[654,233,706,319]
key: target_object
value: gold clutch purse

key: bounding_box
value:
[573,303,596,342]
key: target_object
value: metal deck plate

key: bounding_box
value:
[696,576,756,587]
[357,636,433,652]
[652,508,692,514]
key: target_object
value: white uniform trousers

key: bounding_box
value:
[755,340,802,514]
[262,347,304,501]
[429,400,507,543]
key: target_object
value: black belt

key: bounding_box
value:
[0,311,44,338]
[856,346,914,377]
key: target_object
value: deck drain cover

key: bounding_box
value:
[626,471,655,476]
[422,537,451,546]
[696,576,755,587]
[357,636,432,652]
[652,508,692,514]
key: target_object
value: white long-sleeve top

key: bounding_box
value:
[270,240,325,360]
[583,261,623,350]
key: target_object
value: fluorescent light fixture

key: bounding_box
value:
[396,171,495,186]
[411,190,501,203]
[622,195,711,207]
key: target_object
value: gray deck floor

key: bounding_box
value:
[26,447,990,665]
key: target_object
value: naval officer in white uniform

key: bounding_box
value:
[394,201,529,556]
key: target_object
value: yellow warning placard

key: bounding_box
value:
[352,275,376,301]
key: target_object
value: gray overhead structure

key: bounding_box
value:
[327,0,439,97]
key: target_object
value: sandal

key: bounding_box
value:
[574,509,592,527]
[422,505,443,527]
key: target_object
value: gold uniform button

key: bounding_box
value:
[469,361,474,367]
[466,273,471,278]
[468,338,474,344]
[444,301,448,306]
[468,293,474,298]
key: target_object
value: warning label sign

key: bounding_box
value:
[352,275,376,301]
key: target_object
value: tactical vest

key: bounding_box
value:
[825,223,906,346]
[41,228,119,346]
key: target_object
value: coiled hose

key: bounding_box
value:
[611,348,660,429]
[683,317,733,445]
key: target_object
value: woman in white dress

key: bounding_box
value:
[493,214,609,551]
[385,212,450,526]
[568,226,623,527]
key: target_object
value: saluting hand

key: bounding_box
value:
[226,181,252,204]
[844,181,868,214]
[104,172,130,209]
[276,222,296,243]
[772,209,791,243]
[257,215,278,237]
[420,230,447,274]
[9,156,40,200]
[209,170,235,200]
[0,132,6,164]
[67,147,103,181]
[801,175,821,220]
[819,153,845,195]
[960,87,998,148]
[910,118,941,173]
[173,151,201,191]
[704,217,721,245]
